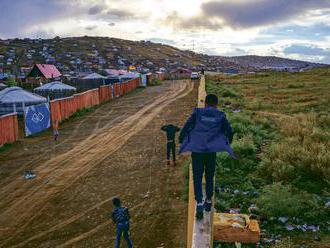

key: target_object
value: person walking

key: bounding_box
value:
[161,124,180,166]
[111,197,133,248]
[53,120,59,142]
[179,94,235,219]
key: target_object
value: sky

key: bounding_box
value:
[0,0,330,64]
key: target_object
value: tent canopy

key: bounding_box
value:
[34,81,76,91]
[83,73,106,80]
[0,87,47,104]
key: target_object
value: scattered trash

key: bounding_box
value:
[232,109,241,113]
[143,191,150,199]
[243,191,249,196]
[285,224,295,231]
[278,217,289,223]
[233,189,240,195]
[229,208,240,214]
[314,235,321,241]
[252,191,260,197]
[307,225,319,232]
[325,200,330,208]
[24,170,36,180]
[43,179,49,184]
[248,204,260,214]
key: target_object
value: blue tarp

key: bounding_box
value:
[24,103,51,136]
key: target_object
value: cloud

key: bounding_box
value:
[0,0,84,38]
[284,44,330,63]
[164,12,222,31]
[147,38,176,45]
[284,44,330,56]
[85,25,98,31]
[202,0,330,29]
[88,5,104,15]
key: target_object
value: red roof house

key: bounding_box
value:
[26,64,62,85]
[27,64,61,79]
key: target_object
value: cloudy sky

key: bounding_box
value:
[0,0,330,63]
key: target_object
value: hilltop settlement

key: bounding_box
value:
[0,36,326,84]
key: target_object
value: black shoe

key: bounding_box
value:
[203,200,212,212]
[196,204,204,219]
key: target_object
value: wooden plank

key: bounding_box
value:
[213,213,260,243]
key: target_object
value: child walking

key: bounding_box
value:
[111,197,133,248]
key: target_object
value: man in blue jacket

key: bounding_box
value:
[179,94,235,219]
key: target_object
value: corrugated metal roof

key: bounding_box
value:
[36,64,62,79]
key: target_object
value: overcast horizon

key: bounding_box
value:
[1,0,330,64]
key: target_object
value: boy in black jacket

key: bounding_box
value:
[161,124,180,166]
[112,197,133,248]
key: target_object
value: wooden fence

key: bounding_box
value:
[0,113,19,146]
[50,78,140,125]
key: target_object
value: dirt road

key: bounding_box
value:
[0,80,198,247]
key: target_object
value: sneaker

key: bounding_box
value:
[196,203,204,219]
[203,200,212,212]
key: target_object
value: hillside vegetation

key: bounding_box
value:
[206,67,330,247]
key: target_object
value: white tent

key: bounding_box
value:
[0,87,47,115]
[0,83,7,90]
[34,81,76,91]
[82,73,106,80]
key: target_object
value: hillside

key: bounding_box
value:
[0,36,325,78]
[223,55,325,71]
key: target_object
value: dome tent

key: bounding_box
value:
[0,87,47,115]
[82,73,106,80]
[34,81,76,99]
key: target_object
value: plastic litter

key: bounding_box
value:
[285,224,295,231]
[24,170,36,180]
[232,109,241,113]
[278,217,289,223]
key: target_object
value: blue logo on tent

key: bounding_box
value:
[25,103,51,136]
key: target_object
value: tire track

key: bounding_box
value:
[0,80,193,247]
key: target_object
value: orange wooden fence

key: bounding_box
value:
[50,79,140,125]
[0,113,19,146]
[50,89,100,124]
[99,85,113,103]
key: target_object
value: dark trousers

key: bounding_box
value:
[191,152,216,203]
[116,222,132,248]
[166,141,176,161]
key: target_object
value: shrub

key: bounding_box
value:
[256,183,323,220]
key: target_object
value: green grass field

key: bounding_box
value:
[207,68,330,247]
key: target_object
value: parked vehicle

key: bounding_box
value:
[191,72,200,80]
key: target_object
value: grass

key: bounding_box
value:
[206,67,330,247]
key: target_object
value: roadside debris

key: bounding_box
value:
[24,170,36,180]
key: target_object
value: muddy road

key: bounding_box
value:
[0,80,198,248]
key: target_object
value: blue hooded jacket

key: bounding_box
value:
[179,106,235,157]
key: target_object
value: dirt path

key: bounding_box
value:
[0,80,198,247]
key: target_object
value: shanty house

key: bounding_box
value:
[26,64,62,85]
